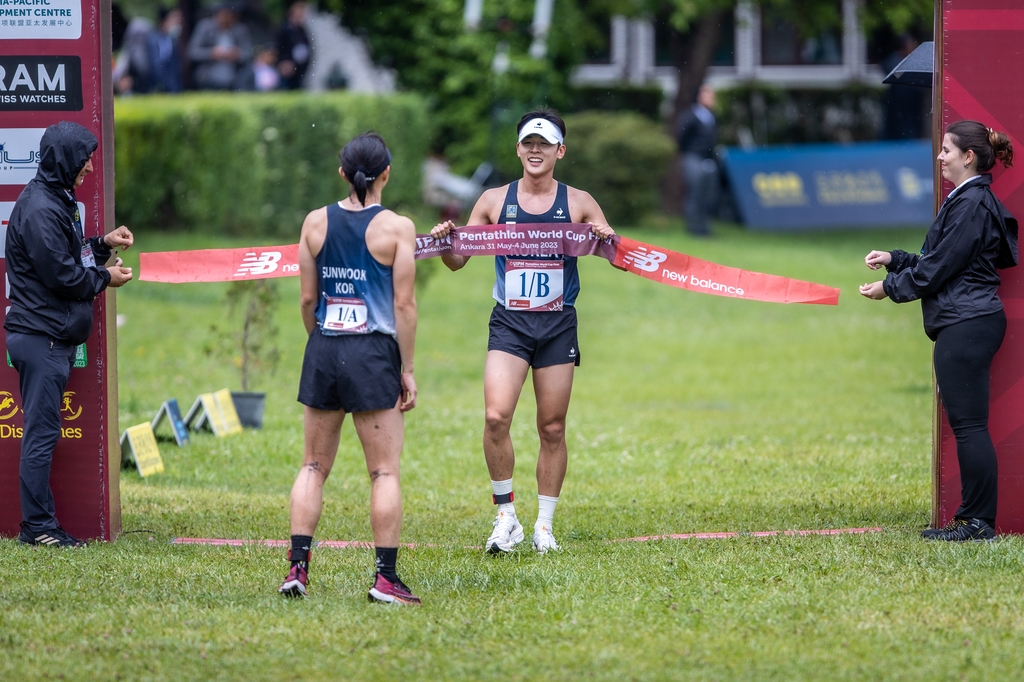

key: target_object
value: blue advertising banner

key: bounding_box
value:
[722,140,933,230]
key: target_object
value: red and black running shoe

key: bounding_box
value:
[278,564,308,598]
[368,574,421,605]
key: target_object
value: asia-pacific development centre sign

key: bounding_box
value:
[0,0,82,40]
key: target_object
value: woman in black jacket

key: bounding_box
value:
[860,120,1017,541]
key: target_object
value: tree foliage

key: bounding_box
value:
[341,0,604,174]
[334,0,933,172]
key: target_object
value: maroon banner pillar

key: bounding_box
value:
[934,1,1024,532]
[0,0,120,540]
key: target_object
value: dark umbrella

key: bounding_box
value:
[882,41,934,88]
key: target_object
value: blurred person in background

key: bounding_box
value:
[142,7,184,93]
[276,0,310,90]
[188,2,252,90]
[677,84,719,237]
[112,13,152,95]
[861,121,1017,542]
[238,44,280,91]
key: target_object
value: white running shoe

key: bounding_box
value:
[485,510,524,554]
[532,524,560,554]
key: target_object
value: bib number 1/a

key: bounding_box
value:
[505,259,563,311]
[322,296,369,333]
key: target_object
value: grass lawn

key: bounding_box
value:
[4,219,1024,681]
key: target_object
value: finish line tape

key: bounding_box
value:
[170,527,882,549]
[139,224,840,306]
[613,527,883,542]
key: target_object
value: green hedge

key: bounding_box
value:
[555,112,675,226]
[114,92,432,237]
[716,85,892,145]
[567,85,665,121]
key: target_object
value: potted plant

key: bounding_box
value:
[205,279,282,428]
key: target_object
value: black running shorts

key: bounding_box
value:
[298,328,402,413]
[487,304,580,368]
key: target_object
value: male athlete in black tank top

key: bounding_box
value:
[430,109,616,555]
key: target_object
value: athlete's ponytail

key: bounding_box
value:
[339,132,392,206]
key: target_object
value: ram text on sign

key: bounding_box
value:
[0,56,82,111]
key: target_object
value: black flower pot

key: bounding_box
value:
[231,391,266,429]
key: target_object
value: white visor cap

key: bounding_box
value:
[518,118,564,145]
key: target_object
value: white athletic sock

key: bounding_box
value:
[491,478,516,516]
[536,495,558,529]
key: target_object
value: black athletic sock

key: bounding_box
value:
[375,547,399,582]
[290,535,313,569]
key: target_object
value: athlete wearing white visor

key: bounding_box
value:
[430,108,615,555]
[518,118,564,145]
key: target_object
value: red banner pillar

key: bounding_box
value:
[934,0,1024,532]
[0,0,120,540]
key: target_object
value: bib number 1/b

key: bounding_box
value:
[322,296,369,333]
[505,259,563,312]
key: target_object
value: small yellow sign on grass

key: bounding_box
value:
[120,423,165,476]
[184,389,243,437]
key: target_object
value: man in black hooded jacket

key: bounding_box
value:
[5,121,134,547]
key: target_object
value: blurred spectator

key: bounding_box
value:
[112,15,152,95]
[142,7,184,93]
[276,1,310,90]
[677,84,719,237]
[881,35,928,140]
[247,45,280,90]
[188,3,253,90]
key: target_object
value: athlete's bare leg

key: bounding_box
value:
[532,362,574,497]
[289,406,345,536]
[353,406,405,547]
[483,350,531,481]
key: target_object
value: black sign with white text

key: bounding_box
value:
[0,56,82,111]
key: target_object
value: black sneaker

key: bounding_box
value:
[921,517,967,539]
[923,517,995,542]
[18,525,87,547]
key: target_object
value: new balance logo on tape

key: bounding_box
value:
[622,246,668,273]
[235,251,282,277]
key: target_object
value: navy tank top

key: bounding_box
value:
[314,202,396,337]
[493,181,580,308]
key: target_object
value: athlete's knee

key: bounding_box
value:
[484,408,513,437]
[537,418,566,446]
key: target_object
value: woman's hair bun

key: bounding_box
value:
[988,128,1014,169]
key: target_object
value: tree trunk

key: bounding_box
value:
[661,8,727,215]
[179,0,199,89]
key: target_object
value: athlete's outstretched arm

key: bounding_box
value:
[392,216,418,411]
[298,208,328,335]
[429,187,504,271]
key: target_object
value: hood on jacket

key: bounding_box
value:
[35,121,98,190]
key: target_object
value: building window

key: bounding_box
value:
[760,4,843,66]
[653,9,735,67]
